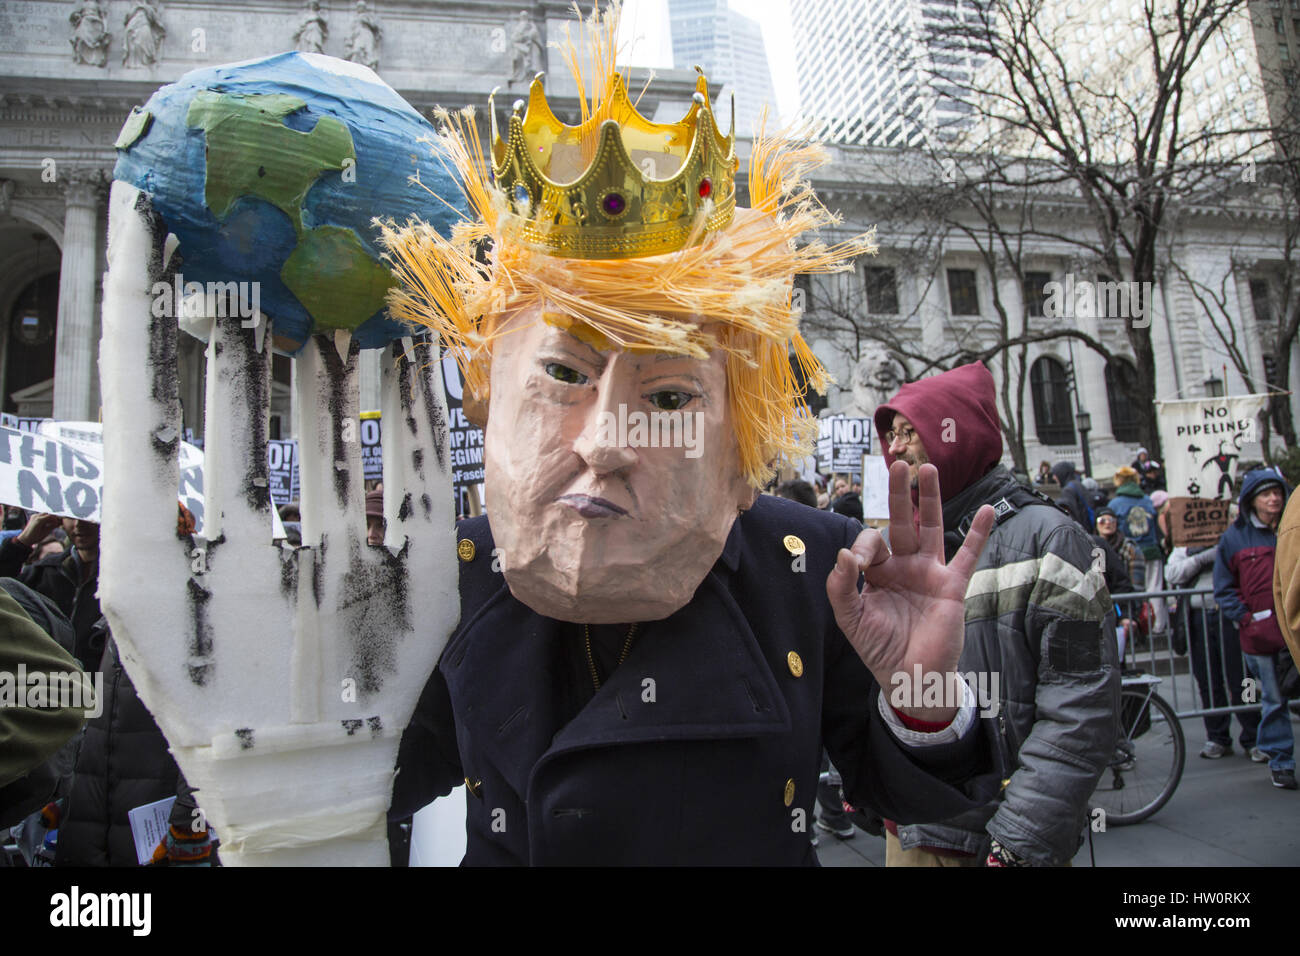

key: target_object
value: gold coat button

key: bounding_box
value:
[457,538,476,562]
[787,651,804,677]
[465,777,482,798]
[783,778,795,806]
[783,534,805,556]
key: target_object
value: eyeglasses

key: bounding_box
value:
[884,425,917,446]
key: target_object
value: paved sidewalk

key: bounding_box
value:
[817,714,1300,867]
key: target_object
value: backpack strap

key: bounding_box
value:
[954,484,1059,538]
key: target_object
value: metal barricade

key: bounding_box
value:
[1109,587,1263,724]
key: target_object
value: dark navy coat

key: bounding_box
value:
[392,494,1001,865]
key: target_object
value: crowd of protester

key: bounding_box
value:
[3,367,1296,866]
[0,504,215,867]
[0,481,407,868]
[770,372,1296,857]
[1042,457,1295,789]
[780,437,1296,805]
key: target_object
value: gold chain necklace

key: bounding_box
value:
[583,622,639,691]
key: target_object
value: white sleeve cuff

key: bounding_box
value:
[877,677,977,747]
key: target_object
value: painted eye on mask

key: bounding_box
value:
[646,390,692,411]
[544,362,588,385]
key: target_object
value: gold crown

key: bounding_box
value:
[489,70,738,260]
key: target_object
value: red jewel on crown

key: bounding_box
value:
[698,177,712,198]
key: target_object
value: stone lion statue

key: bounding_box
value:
[839,342,905,420]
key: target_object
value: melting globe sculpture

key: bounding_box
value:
[113,51,465,352]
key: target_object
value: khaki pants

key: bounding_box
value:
[884,831,983,867]
[885,831,1073,867]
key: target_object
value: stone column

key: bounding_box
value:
[906,250,947,366]
[1230,255,1269,394]
[992,257,1025,382]
[54,168,106,421]
[1149,261,1184,400]
[1067,257,1114,441]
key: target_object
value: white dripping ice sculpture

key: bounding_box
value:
[98,178,459,865]
[96,53,473,864]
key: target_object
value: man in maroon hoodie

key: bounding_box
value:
[872,362,1119,866]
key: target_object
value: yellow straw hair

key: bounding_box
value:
[379,2,878,487]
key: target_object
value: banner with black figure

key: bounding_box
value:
[1156,395,1269,546]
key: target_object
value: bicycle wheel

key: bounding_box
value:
[1090,688,1186,826]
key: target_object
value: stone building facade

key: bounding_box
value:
[1,1,1292,481]
[796,144,1299,477]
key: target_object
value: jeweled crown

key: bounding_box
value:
[490,70,738,260]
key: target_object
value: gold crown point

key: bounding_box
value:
[490,66,737,260]
[488,85,502,142]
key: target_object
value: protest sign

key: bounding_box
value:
[1,413,50,434]
[0,420,287,540]
[1155,395,1269,545]
[0,425,102,520]
[441,353,486,515]
[359,411,383,482]
[817,416,873,474]
[267,439,299,507]
[861,454,890,520]
[1167,497,1235,548]
[1156,395,1268,499]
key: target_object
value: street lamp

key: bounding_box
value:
[1077,410,1093,478]
[1204,374,1224,398]
[1065,338,1093,477]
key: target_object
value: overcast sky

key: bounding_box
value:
[619,0,801,124]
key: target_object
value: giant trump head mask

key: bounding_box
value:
[381,3,877,622]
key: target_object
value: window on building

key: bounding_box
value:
[864,266,899,314]
[1023,271,1052,317]
[1250,278,1274,326]
[1030,356,1076,446]
[1104,358,1141,442]
[947,268,980,315]
[5,271,59,414]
